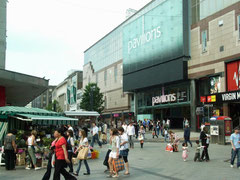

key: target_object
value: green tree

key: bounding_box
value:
[80,83,104,114]
[45,100,63,112]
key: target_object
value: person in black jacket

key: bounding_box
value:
[200,127,210,162]
[184,125,192,147]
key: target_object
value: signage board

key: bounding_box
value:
[201,90,240,103]
[227,60,240,91]
[152,91,187,106]
[210,125,219,136]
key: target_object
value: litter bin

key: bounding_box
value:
[209,116,232,145]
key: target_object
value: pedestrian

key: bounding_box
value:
[200,127,210,162]
[169,131,180,152]
[66,130,74,173]
[107,128,120,178]
[26,130,40,170]
[152,124,158,138]
[194,140,202,162]
[134,121,139,139]
[98,123,102,138]
[103,122,108,135]
[90,122,102,148]
[118,127,130,175]
[182,142,189,162]
[142,120,146,130]
[73,130,90,176]
[53,128,76,180]
[4,129,17,170]
[42,137,58,180]
[122,122,128,133]
[138,126,145,148]
[156,121,160,136]
[166,118,170,129]
[184,125,192,147]
[230,127,240,168]
[127,122,135,149]
[103,143,112,173]
[200,123,205,132]
[164,128,169,143]
[68,125,74,135]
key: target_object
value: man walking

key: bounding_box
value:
[230,128,240,168]
[184,125,192,147]
[127,122,135,149]
[90,122,102,148]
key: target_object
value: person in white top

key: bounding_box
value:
[108,128,120,178]
[68,125,74,133]
[26,130,40,170]
[74,130,90,176]
[90,122,102,148]
[122,122,128,133]
[200,123,205,132]
[127,122,135,149]
[118,127,130,175]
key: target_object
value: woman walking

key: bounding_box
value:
[107,128,120,178]
[66,130,74,173]
[169,131,180,152]
[53,128,76,180]
[73,130,90,176]
[138,126,145,148]
[4,129,17,170]
[26,130,40,170]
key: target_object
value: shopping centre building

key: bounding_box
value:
[189,0,240,129]
[84,0,240,129]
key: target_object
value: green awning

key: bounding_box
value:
[0,122,8,142]
[16,114,78,126]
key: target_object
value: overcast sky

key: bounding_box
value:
[5,0,151,85]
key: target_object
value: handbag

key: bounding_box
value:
[138,134,144,141]
[113,158,125,172]
[77,147,89,160]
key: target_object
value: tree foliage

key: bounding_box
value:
[45,100,63,112]
[80,83,104,114]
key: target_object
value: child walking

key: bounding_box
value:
[182,143,189,162]
[194,140,202,162]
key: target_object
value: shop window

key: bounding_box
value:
[104,70,107,86]
[114,65,117,83]
[202,30,207,52]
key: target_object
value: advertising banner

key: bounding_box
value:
[227,60,240,91]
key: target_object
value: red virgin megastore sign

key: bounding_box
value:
[227,60,240,91]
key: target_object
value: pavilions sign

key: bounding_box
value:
[152,91,187,106]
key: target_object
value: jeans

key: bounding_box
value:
[164,135,168,142]
[5,149,15,170]
[42,153,53,180]
[28,146,37,165]
[184,138,192,147]
[67,152,73,172]
[91,134,102,147]
[231,148,240,167]
[53,159,76,180]
[157,128,160,136]
[128,135,134,148]
[76,160,90,175]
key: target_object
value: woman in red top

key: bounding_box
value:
[53,128,76,180]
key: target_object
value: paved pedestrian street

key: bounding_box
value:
[0,142,239,180]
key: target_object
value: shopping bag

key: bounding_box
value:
[51,153,55,167]
[138,134,144,141]
[77,147,89,160]
[165,144,173,152]
[113,158,125,172]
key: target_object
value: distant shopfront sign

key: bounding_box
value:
[152,91,187,106]
[201,90,240,104]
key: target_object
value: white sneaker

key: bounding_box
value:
[25,167,31,170]
[230,165,234,168]
[35,167,41,170]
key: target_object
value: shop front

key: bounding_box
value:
[136,82,191,129]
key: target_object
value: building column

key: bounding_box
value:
[134,93,138,121]
[223,103,229,116]
[190,80,197,131]
[0,86,6,107]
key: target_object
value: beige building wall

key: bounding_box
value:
[189,2,240,93]
[83,60,130,114]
